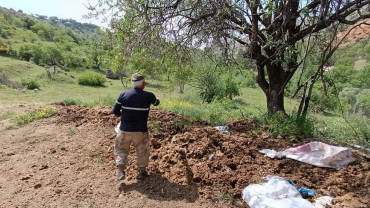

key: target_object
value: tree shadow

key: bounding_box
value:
[119,174,199,202]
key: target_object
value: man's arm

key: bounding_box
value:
[151,93,160,106]
[112,92,123,117]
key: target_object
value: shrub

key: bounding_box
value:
[77,73,106,87]
[6,47,18,58]
[21,79,40,90]
[223,74,241,100]
[18,44,33,61]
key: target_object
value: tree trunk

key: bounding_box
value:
[179,83,184,94]
[266,88,285,114]
[255,60,290,114]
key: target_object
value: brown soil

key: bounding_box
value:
[338,19,370,48]
[0,105,369,208]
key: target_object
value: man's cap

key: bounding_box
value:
[131,73,145,82]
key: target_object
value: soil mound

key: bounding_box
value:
[55,105,370,206]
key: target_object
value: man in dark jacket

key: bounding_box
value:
[112,72,160,180]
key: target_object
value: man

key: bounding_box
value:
[112,72,160,180]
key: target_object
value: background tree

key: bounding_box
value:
[88,0,370,114]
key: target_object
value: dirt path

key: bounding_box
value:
[0,105,369,208]
[0,119,228,208]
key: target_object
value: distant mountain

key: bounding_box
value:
[0,6,100,36]
[337,19,370,48]
[0,6,106,70]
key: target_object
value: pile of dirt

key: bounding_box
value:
[55,105,370,206]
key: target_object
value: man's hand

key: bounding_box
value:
[154,98,160,106]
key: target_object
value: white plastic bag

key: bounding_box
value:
[242,176,316,208]
[260,142,355,168]
[115,122,121,133]
[313,196,334,208]
[214,125,229,134]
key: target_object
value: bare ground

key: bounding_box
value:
[0,105,369,208]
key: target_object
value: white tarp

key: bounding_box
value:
[242,176,316,208]
[260,142,355,168]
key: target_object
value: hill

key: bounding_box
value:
[0,6,105,70]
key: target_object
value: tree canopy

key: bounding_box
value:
[89,0,370,113]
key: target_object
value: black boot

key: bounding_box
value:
[138,170,148,180]
[117,165,125,181]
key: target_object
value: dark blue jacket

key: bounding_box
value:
[112,88,160,132]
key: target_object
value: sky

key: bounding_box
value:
[0,0,105,26]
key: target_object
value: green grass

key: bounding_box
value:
[10,107,56,126]
[354,59,367,71]
[1,56,369,148]
[314,114,370,146]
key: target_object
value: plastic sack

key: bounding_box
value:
[285,179,315,198]
[260,142,355,168]
[242,176,316,208]
[313,196,334,208]
[214,126,229,134]
[115,122,121,133]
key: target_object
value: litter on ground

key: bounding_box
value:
[260,142,355,168]
[242,176,316,208]
[313,196,334,208]
[213,125,229,134]
[285,179,315,198]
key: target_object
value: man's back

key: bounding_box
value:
[112,88,159,132]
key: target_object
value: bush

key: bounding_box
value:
[6,47,18,58]
[223,74,241,100]
[21,79,40,90]
[77,73,106,87]
[18,44,33,61]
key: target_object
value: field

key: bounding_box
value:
[1,56,370,207]
[0,104,369,208]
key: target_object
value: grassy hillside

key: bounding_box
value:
[0,6,104,70]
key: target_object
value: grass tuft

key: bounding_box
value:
[258,112,315,139]
[10,107,56,126]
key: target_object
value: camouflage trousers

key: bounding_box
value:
[114,131,150,170]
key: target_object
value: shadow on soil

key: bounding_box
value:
[119,174,199,202]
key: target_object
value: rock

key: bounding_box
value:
[21,176,31,181]
[208,154,214,161]
[106,69,119,80]
[39,165,48,170]
[34,184,42,189]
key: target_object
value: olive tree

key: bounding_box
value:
[87,0,370,114]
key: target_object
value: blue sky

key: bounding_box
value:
[0,0,104,26]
